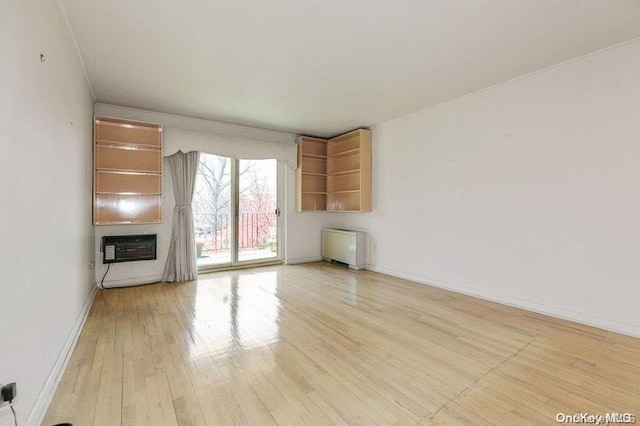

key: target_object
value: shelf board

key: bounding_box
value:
[96,170,161,176]
[302,172,327,177]
[96,119,162,132]
[97,142,162,152]
[96,139,161,150]
[302,153,327,159]
[330,169,360,176]
[329,148,360,158]
[95,220,162,225]
[96,167,162,174]
[302,191,328,195]
[330,190,361,194]
[96,192,162,196]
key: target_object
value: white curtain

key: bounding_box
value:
[162,150,200,282]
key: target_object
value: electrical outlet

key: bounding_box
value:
[89,260,95,270]
[1,382,16,403]
[105,245,116,261]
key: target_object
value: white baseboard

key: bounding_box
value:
[26,285,98,426]
[97,275,163,288]
[285,256,323,265]
[366,263,640,339]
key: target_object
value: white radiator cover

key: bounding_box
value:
[321,228,367,270]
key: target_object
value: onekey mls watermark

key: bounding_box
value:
[556,412,636,424]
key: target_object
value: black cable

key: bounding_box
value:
[100,263,112,289]
[10,404,17,426]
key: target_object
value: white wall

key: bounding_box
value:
[93,104,333,286]
[336,39,640,337]
[0,0,95,424]
[283,175,336,263]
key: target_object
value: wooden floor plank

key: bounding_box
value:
[43,263,640,425]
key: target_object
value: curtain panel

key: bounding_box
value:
[162,150,200,282]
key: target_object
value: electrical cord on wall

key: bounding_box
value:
[100,263,112,289]
[98,263,161,291]
[10,404,17,426]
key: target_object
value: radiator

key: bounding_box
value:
[321,228,367,270]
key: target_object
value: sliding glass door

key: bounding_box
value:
[193,154,233,267]
[193,154,280,269]
[237,159,279,262]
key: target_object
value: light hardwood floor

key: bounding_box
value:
[44,263,640,425]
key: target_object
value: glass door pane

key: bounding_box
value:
[237,159,278,262]
[193,153,232,267]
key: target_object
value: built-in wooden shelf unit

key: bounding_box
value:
[296,129,371,212]
[93,117,163,225]
[297,136,328,211]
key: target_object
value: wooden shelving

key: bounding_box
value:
[296,129,371,212]
[326,129,371,212]
[94,117,163,225]
[297,137,328,211]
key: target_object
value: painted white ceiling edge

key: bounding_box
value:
[69,1,640,137]
[97,37,640,143]
[374,37,640,128]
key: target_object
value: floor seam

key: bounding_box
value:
[427,334,537,421]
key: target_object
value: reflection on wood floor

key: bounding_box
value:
[44,262,640,425]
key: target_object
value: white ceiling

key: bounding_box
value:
[61,0,640,137]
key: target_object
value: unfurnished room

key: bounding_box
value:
[1,0,640,425]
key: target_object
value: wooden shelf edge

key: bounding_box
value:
[329,190,361,194]
[95,220,163,225]
[96,170,162,176]
[329,169,360,176]
[328,129,368,142]
[96,168,162,174]
[96,119,162,132]
[97,144,162,153]
[96,139,162,149]
[96,192,162,196]
[328,148,360,158]
[301,153,327,159]
[298,136,328,142]
[302,172,327,177]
